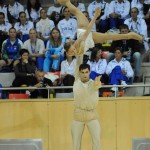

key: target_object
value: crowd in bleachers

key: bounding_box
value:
[0,0,150,98]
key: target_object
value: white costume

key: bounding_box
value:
[0,6,8,22]
[0,22,12,32]
[23,38,45,54]
[88,0,109,20]
[14,21,34,35]
[7,2,24,19]
[36,18,55,38]
[77,28,94,53]
[47,6,62,16]
[61,58,76,76]
[58,18,78,40]
[124,17,149,51]
[87,59,107,75]
[131,0,144,18]
[25,7,42,21]
[108,0,130,19]
[106,58,134,78]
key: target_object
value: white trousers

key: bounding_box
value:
[71,119,101,150]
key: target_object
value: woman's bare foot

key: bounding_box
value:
[57,0,70,5]
[128,32,144,41]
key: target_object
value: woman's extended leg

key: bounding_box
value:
[92,32,143,43]
[58,0,89,29]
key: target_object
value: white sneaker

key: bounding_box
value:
[121,81,127,89]
[111,87,118,92]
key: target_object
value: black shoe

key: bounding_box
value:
[133,76,140,83]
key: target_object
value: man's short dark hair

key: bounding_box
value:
[0,12,5,18]
[20,49,29,56]
[79,63,90,71]
[119,24,129,31]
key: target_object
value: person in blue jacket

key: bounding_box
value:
[43,27,66,72]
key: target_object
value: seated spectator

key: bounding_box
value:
[23,28,45,70]
[108,0,130,29]
[25,0,42,25]
[0,12,12,51]
[47,0,62,18]
[36,9,55,45]
[14,11,34,43]
[143,0,150,22]
[58,7,78,40]
[30,69,53,98]
[71,0,86,12]
[106,47,134,95]
[43,27,66,72]
[87,45,108,84]
[131,0,144,18]
[12,49,36,87]
[124,7,149,51]
[5,0,24,24]
[60,52,76,92]
[87,0,109,32]
[0,1,8,23]
[50,11,61,26]
[0,27,23,70]
[108,24,142,82]
[82,11,96,32]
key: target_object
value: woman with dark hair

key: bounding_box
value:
[60,52,76,92]
[43,27,66,72]
[14,11,34,43]
[87,45,108,84]
[12,48,36,87]
[25,0,42,24]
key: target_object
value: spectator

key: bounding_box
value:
[58,7,78,40]
[0,1,8,23]
[108,0,130,29]
[43,27,66,72]
[5,0,24,24]
[106,47,134,96]
[143,0,150,21]
[108,24,142,82]
[47,0,62,18]
[71,0,85,12]
[12,48,36,87]
[23,28,45,70]
[14,11,34,43]
[131,0,144,18]
[50,11,61,26]
[60,52,76,92]
[0,12,12,51]
[88,0,109,32]
[25,0,42,25]
[124,7,149,51]
[0,27,23,70]
[82,11,96,32]
[87,45,108,84]
[30,69,53,98]
[36,9,55,45]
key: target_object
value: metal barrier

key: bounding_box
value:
[0,84,150,99]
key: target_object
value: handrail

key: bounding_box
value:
[0,84,150,99]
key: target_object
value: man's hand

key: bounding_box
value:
[94,7,101,19]
[94,76,102,89]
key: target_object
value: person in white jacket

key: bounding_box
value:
[58,6,78,40]
[106,47,134,93]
